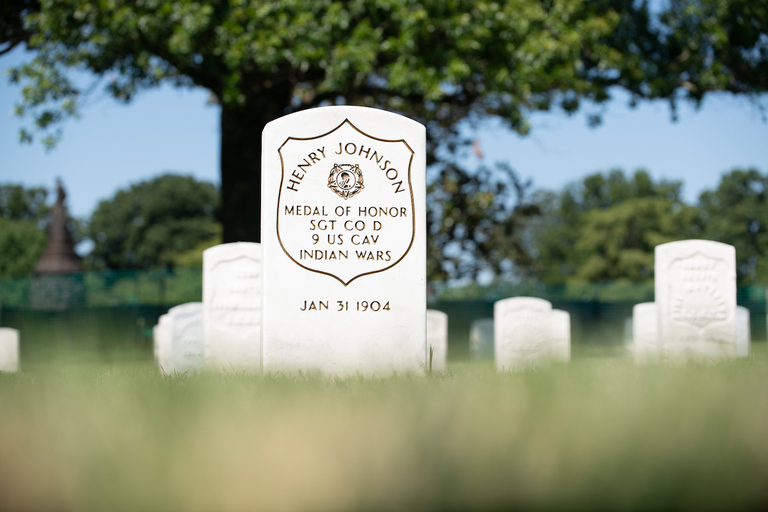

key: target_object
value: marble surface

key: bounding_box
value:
[261,106,427,377]
[203,242,262,373]
[0,327,19,373]
[655,240,737,362]
[426,309,448,372]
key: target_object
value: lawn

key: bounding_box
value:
[1,346,767,511]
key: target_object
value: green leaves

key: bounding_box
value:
[527,169,700,284]
[87,174,220,269]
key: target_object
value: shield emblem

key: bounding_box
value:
[276,119,416,286]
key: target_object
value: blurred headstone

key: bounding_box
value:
[168,303,204,375]
[633,302,659,363]
[426,309,448,372]
[551,309,571,362]
[736,305,750,357]
[203,242,261,373]
[261,106,426,377]
[469,318,494,360]
[655,240,737,362]
[154,314,171,374]
[0,328,20,373]
[494,297,554,371]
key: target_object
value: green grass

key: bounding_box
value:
[1,347,768,511]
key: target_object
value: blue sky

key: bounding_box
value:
[1,46,767,221]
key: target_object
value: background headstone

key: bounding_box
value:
[655,240,737,362]
[469,318,494,361]
[426,309,448,372]
[494,297,553,371]
[0,328,20,373]
[168,303,204,375]
[736,305,750,357]
[154,314,171,374]
[261,106,426,377]
[203,242,262,373]
[633,302,659,363]
[551,309,571,362]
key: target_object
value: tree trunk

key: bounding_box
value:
[220,96,288,243]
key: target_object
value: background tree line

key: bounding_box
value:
[3,0,766,247]
[2,166,767,285]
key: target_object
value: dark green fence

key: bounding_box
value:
[1,270,765,361]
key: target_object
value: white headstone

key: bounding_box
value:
[155,314,173,375]
[633,302,659,363]
[655,240,737,361]
[736,305,750,357]
[494,297,553,371]
[426,310,448,372]
[203,242,262,373]
[0,328,20,373]
[469,318,494,360]
[623,316,635,357]
[551,309,571,362]
[261,106,427,377]
[168,302,204,375]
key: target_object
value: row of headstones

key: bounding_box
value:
[631,239,748,362]
[151,242,451,375]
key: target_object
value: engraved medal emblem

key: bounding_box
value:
[276,119,416,286]
[328,164,364,199]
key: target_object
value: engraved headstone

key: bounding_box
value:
[203,243,262,373]
[551,309,571,362]
[494,297,553,371]
[469,318,494,360]
[426,310,448,372]
[736,305,750,358]
[0,328,20,373]
[261,106,426,377]
[168,303,204,375]
[633,302,659,363]
[655,240,737,361]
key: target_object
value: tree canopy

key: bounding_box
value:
[5,0,767,244]
[699,168,768,283]
[0,183,49,277]
[87,174,219,269]
[525,169,702,283]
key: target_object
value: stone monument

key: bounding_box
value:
[633,302,659,363]
[736,305,750,357]
[203,242,261,373]
[655,240,737,362]
[0,328,20,373]
[261,106,426,377]
[494,297,554,371]
[30,179,84,310]
[469,318,494,360]
[168,303,204,375]
[426,309,448,372]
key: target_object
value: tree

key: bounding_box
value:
[698,168,768,284]
[525,169,702,283]
[87,174,219,269]
[427,161,539,282]
[5,0,766,245]
[0,183,49,277]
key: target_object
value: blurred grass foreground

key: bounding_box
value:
[1,350,768,511]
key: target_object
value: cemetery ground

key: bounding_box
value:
[1,346,767,511]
